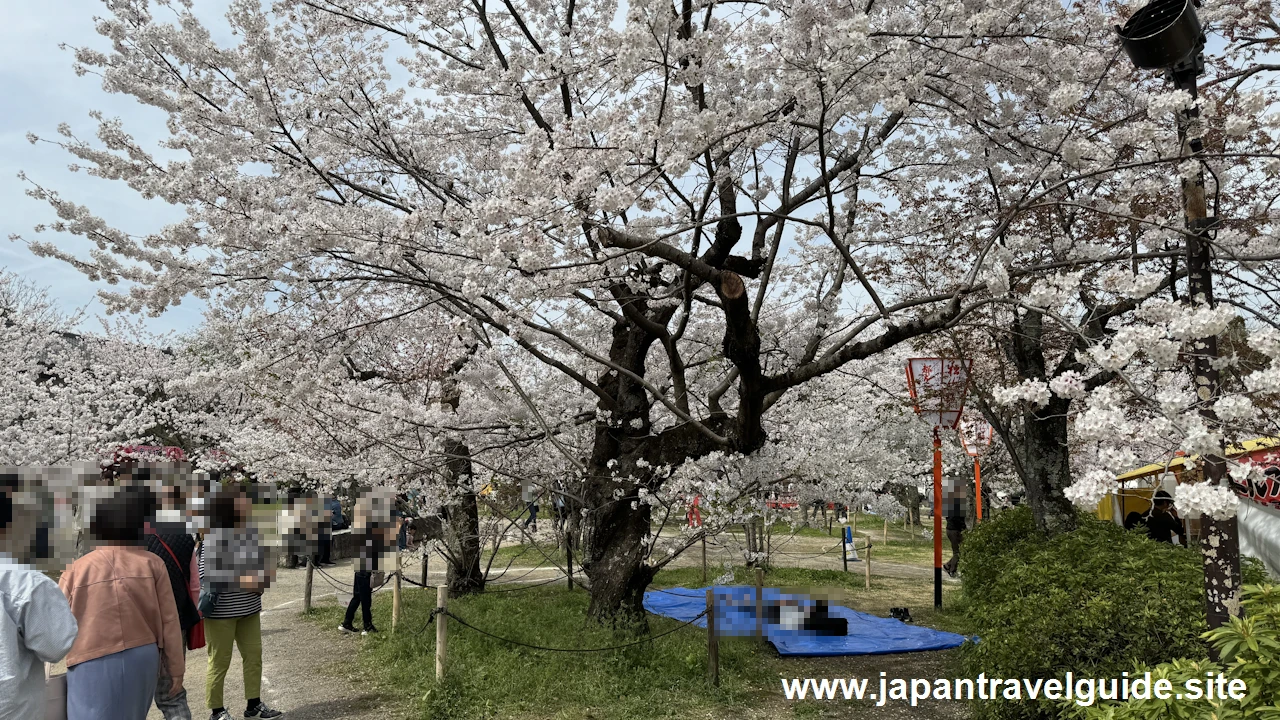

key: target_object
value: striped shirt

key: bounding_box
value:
[198,529,264,619]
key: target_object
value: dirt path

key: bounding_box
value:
[148,558,387,720]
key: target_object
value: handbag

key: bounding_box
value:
[187,619,207,650]
[45,664,67,720]
[370,570,387,588]
[154,533,208,649]
[196,543,220,616]
[198,577,220,615]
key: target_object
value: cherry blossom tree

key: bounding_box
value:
[20,0,1280,622]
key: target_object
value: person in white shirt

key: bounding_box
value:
[0,483,80,720]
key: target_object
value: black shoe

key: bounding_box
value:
[339,624,357,634]
[362,625,379,635]
[245,700,284,718]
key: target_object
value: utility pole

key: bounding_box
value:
[1117,0,1242,633]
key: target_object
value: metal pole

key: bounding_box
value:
[1172,66,1241,634]
[932,430,943,608]
[841,526,848,572]
[974,458,983,523]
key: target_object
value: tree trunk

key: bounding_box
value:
[443,438,485,596]
[1016,399,1077,534]
[439,349,484,596]
[581,314,662,626]
[1002,309,1078,534]
[582,490,656,625]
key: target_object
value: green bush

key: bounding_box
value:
[958,506,1267,720]
[1064,584,1280,720]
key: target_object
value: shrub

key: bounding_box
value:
[1064,584,1280,720]
[958,506,1267,720]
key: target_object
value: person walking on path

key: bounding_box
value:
[145,472,202,720]
[0,481,79,720]
[199,487,282,720]
[340,495,394,636]
[521,482,538,533]
[58,486,185,720]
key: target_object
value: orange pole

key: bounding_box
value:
[933,431,943,608]
[974,458,983,523]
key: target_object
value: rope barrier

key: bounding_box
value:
[436,607,709,653]
[312,564,397,593]
[481,575,563,593]
[486,561,552,585]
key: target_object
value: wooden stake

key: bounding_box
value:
[754,567,765,639]
[883,517,889,547]
[303,556,314,613]
[701,535,707,584]
[421,547,429,590]
[706,588,719,687]
[864,542,872,589]
[842,526,850,572]
[392,549,402,632]
[435,585,448,681]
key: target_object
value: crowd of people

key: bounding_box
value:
[0,462,367,720]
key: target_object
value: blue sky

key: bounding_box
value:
[0,0,228,333]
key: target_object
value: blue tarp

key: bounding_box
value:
[643,586,969,657]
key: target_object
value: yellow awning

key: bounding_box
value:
[1114,437,1280,482]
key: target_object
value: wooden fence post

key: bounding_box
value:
[754,567,765,639]
[864,542,872,589]
[842,526,849,572]
[427,543,437,589]
[303,556,314,613]
[701,535,708,585]
[392,549,402,632]
[706,588,719,687]
[883,517,889,547]
[435,585,449,681]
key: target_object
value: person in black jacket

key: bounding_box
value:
[1146,490,1187,546]
[143,470,200,720]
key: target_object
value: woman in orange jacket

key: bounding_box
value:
[59,486,185,720]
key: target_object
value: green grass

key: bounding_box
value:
[307,582,776,720]
[306,566,967,720]
[483,542,567,569]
